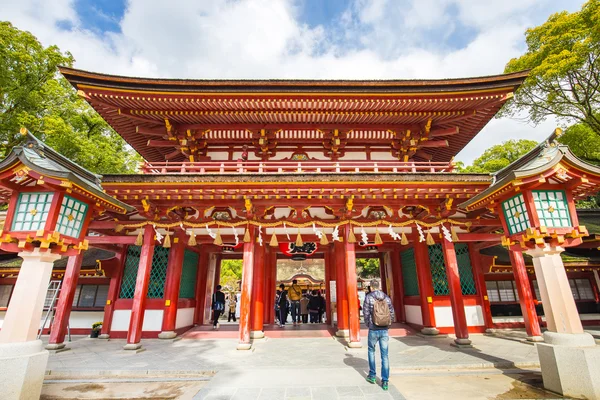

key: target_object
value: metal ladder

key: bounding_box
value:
[37,280,70,341]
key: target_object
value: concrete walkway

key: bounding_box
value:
[42,327,551,399]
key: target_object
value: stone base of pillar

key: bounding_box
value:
[98,334,110,339]
[45,343,70,353]
[335,329,350,338]
[451,338,473,348]
[158,331,177,339]
[250,331,265,339]
[123,343,143,351]
[536,332,600,399]
[236,342,252,350]
[347,341,362,348]
[420,327,440,336]
[526,336,544,343]
[0,340,48,400]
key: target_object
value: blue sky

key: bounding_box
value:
[1,0,585,163]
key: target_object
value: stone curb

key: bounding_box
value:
[45,369,216,377]
[390,361,540,373]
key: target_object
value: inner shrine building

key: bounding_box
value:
[1,67,600,358]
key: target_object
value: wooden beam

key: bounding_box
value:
[419,140,449,148]
[429,127,459,137]
[136,126,167,137]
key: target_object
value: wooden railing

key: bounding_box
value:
[141,160,454,175]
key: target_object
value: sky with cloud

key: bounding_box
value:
[0,0,585,164]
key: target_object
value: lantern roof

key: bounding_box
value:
[460,128,600,211]
[0,131,133,214]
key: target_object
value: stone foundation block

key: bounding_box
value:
[0,340,49,400]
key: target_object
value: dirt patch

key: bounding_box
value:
[63,383,105,393]
[495,374,565,399]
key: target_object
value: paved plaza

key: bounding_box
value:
[38,324,579,399]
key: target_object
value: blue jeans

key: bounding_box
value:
[368,329,389,382]
[290,300,300,323]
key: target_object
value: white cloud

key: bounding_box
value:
[0,0,583,162]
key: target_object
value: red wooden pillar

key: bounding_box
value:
[390,249,406,323]
[100,247,127,338]
[379,254,388,294]
[414,241,438,334]
[160,230,187,338]
[328,246,337,327]
[125,224,156,350]
[344,225,362,348]
[238,226,256,350]
[194,251,209,325]
[509,249,542,340]
[469,246,494,330]
[46,252,84,349]
[251,242,266,338]
[264,249,277,324]
[441,237,470,345]
[334,240,349,336]
[214,254,222,290]
[324,247,332,324]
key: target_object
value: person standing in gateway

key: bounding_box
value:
[362,279,395,391]
[288,279,303,326]
[211,285,226,330]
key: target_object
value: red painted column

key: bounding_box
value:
[160,230,187,338]
[46,252,84,349]
[125,224,156,349]
[344,225,362,348]
[379,254,388,294]
[390,249,406,323]
[334,240,349,335]
[469,246,494,330]
[194,251,209,325]
[251,242,266,338]
[441,237,470,345]
[214,254,222,290]
[324,247,332,324]
[264,249,277,324]
[414,240,438,334]
[509,249,542,340]
[238,226,256,350]
[101,247,127,338]
[329,246,337,327]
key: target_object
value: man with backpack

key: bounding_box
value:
[362,279,395,391]
[211,285,225,330]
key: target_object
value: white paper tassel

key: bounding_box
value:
[232,226,239,246]
[387,224,401,240]
[332,225,341,242]
[283,222,291,240]
[257,225,263,246]
[361,226,368,244]
[416,223,425,243]
[441,225,453,242]
[206,224,216,239]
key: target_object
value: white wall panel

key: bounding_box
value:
[404,305,423,325]
[176,307,195,329]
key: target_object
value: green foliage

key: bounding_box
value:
[557,123,600,163]
[356,258,380,279]
[220,259,242,291]
[458,139,538,173]
[502,0,600,135]
[0,22,141,173]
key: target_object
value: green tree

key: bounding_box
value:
[356,258,380,279]
[458,139,538,173]
[503,0,600,135]
[0,22,141,173]
[219,259,243,291]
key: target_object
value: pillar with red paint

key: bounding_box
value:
[237,226,256,350]
[414,240,438,334]
[159,229,187,339]
[251,241,266,338]
[334,240,349,336]
[441,236,471,346]
[46,252,84,350]
[345,225,362,348]
[324,247,332,324]
[379,253,388,294]
[100,247,127,338]
[124,223,156,350]
[469,246,494,330]
[194,251,209,325]
[390,249,406,323]
[509,249,543,340]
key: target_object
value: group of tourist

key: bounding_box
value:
[275,279,326,327]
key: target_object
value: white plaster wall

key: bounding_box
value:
[111,310,131,331]
[69,311,105,329]
[338,152,367,161]
[206,151,229,161]
[370,152,396,161]
[434,305,485,327]
[404,305,423,325]
[175,307,195,329]
[142,310,164,331]
[0,311,5,328]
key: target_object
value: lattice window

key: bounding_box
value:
[502,194,531,235]
[533,190,571,228]
[179,250,198,299]
[148,246,170,299]
[400,248,419,296]
[119,246,141,299]
[455,244,477,295]
[56,195,88,238]
[11,192,54,232]
[428,244,449,295]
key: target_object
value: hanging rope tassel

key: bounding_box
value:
[374,229,383,245]
[295,229,303,247]
[163,232,171,248]
[243,226,251,243]
[426,230,435,246]
[320,232,329,245]
[348,228,357,243]
[188,230,197,246]
[134,230,143,246]
[400,232,408,246]
[451,226,460,242]
[269,232,278,247]
[214,229,223,246]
